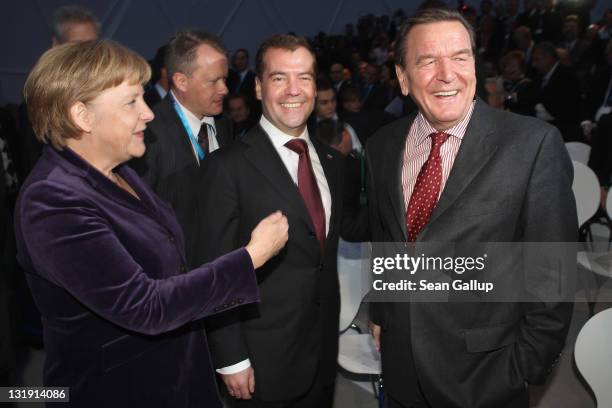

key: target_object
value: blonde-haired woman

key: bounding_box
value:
[16,39,287,407]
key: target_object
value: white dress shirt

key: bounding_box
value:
[170,91,220,164]
[216,115,332,375]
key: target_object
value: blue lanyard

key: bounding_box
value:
[170,94,205,160]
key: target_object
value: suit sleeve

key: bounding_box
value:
[18,179,258,336]
[365,142,387,326]
[199,154,251,368]
[515,126,577,384]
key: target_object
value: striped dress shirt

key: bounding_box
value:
[401,102,475,212]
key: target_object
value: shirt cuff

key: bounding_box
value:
[216,359,251,375]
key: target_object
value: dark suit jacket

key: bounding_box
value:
[130,95,234,268]
[361,83,389,112]
[143,85,163,108]
[537,64,582,142]
[14,145,259,407]
[504,77,539,117]
[227,69,257,100]
[366,100,576,408]
[200,124,344,401]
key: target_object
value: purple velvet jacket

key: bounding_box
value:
[14,146,259,407]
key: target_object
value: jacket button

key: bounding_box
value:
[237,298,244,304]
[178,264,186,273]
[168,235,176,244]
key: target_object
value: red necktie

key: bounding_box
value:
[285,139,326,250]
[405,132,449,242]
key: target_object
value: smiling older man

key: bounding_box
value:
[366,7,576,408]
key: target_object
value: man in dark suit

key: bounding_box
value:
[367,8,576,408]
[328,62,350,99]
[130,30,233,268]
[143,44,169,108]
[511,26,537,79]
[531,41,582,141]
[200,34,344,407]
[227,93,256,138]
[361,63,390,112]
[227,49,257,100]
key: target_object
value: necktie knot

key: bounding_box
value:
[285,138,308,155]
[430,132,449,153]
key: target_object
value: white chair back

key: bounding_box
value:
[337,239,371,331]
[566,142,591,165]
[575,308,612,408]
[572,161,600,226]
[606,189,612,221]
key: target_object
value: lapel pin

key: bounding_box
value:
[326,154,333,160]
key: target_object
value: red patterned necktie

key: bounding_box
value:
[285,139,326,250]
[405,132,449,242]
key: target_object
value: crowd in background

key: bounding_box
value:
[182,0,612,182]
[1,0,612,386]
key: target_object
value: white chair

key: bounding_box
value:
[577,187,612,315]
[572,161,600,228]
[336,239,382,405]
[566,142,591,165]
[338,239,370,331]
[574,307,612,408]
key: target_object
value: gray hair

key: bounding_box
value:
[395,8,476,69]
[52,5,100,44]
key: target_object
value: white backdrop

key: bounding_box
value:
[1,0,608,104]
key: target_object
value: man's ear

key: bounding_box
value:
[172,72,189,93]
[255,77,262,101]
[395,64,410,96]
[69,101,93,133]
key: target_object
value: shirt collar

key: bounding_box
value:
[413,100,475,146]
[259,115,310,151]
[170,90,215,132]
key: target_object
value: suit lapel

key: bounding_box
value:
[311,137,339,244]
[243,125,315,231]
[215,116,233,149]
[158,96,201,167]
[387,114,417,241]
[425,100,498,229]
